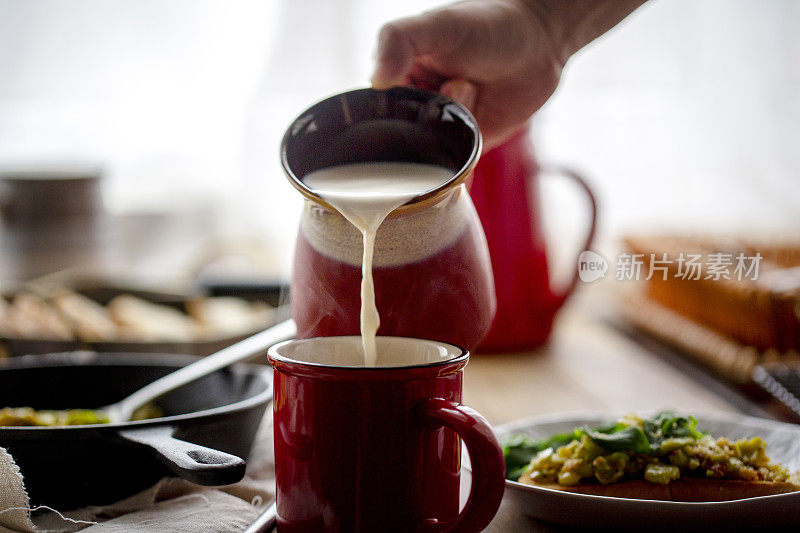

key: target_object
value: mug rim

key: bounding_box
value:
[268,335,469,373]
[280,86,482,214]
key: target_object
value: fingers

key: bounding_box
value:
[371,22,415,89]
[439,78,478,112]
[371,11,462,89]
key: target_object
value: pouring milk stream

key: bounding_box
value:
[302,162,453,366]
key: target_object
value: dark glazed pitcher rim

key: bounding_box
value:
[280,87,482,214]
[268,336,469,379]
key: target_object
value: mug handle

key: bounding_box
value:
[417,399,505,533]
[539,165,598,307]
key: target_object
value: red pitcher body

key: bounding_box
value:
[471,130,597,351]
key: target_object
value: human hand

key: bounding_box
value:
[372,0,645,149]
[372,0,564,149]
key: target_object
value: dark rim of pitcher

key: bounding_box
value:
[280,87,482,214]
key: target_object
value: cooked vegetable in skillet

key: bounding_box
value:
[0,404,162,426]
[0,407,109,426]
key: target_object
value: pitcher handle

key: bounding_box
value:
[539,165,598,306]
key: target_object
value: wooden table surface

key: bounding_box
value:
[464,287,744,425]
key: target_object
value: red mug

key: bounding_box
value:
[268,336,506,532]
[471,129,598,351]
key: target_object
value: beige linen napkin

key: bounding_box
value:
[1,413,275,533]
[78,489,262,533]
[0,447,37,533]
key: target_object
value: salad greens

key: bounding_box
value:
[502,412,705,480]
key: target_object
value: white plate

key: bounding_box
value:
[495,411,800,530]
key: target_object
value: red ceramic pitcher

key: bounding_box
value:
[470,129,597,352]
[283,88,495,352]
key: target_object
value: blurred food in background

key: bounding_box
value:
[0,286,277,357]
[621,235,800,382]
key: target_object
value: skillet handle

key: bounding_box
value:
[118,426,246,486]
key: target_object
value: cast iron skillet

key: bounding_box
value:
[0,351,272,509]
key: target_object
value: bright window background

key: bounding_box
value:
[0,0,797,280]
